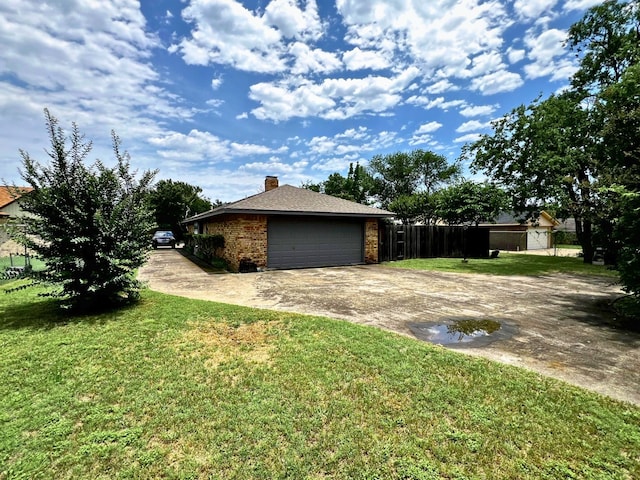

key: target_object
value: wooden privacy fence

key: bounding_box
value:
[378,224,491,262]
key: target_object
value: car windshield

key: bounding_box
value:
[154,231,174,237]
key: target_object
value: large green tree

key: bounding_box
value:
[368,149,460,208]
[464,0,639,266]
[148,179,213,238]
[435,181,509,227]
[13,109,156,310]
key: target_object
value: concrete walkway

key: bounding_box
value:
[139,250,640,405]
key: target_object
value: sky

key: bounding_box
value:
[0,0,602,202]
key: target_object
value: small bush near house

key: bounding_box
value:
[184,233,225,264]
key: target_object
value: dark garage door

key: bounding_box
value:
[268,217,364,269]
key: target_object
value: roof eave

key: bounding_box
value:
[182,208,393,223]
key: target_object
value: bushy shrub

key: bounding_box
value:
[184,233,225,264]
[10,109,156,310]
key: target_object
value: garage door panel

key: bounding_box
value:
[268,218,364,269]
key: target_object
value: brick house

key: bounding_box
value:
[181,176,394,271]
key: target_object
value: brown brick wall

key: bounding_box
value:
[364,219,379,263]
[203,214,267,272]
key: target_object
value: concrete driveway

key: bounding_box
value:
[139,249,640,405]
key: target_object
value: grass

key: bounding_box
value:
[383,252,619,277]
[556,244,583,250]
[0,254,46,271]
[1,283,639,479]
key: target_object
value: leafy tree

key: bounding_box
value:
[388,192,440,225]
[368,151,417,207]
[614,189,640,299]
[464,92,600,261]
[464,1,639,265]
[12,109,156,310]
[368,149,460,210]
[414,150,461,194]
[435,181,509,226]
[148,179,212,239]
[568,0,640,93]
[302,162,376,204]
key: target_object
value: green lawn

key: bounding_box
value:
[383,252,618,277]
[1,283,638,479]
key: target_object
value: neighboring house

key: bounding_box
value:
[480,211,560,251]
[0,186,33,223]
[181,176,394,271]
[0,186,34,254]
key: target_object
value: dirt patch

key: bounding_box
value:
[175,320,280,369]
[140,250,640,405]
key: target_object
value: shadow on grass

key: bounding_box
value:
[0,291,140,331]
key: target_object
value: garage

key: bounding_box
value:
[181,177,393,272]
[527,228,551,250]
[268,217,364,269]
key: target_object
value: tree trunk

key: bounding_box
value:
[575,217,593,264]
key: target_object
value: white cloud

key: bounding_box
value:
[337,0,513,80]
[513,0,558,20]
[0,0,195,177]
[289,42,342,74]
[206,99,224,108]
[426,80,459,94]
[149,129,279,162]
[459,104,498,117]
[456,120,490,133]
[250,68,420,121]
[563,0,603,12]
[264,0,323,41]
[211,76,223,90]
[175,0,286,73]
[507,47,526,64]
[306,127,399,161]
[470,70,524,95]
[454,133,482,143]
[415,121,443,134]
[524,28,576,81]
[342,47,391,71]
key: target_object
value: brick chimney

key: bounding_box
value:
[265,175,279,192]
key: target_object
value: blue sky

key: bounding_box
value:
[0,0,600,202]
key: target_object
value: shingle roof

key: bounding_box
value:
[0,186,33,209]
[183,184,394,223]
[479,210,559,226]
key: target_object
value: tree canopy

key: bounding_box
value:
[368,149,460,208]
[463,0,639,272]
[148,179,213,238]
[302,162,376,204]
[436,182,509,227]
[13,109,156,310]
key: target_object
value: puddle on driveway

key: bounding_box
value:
[407,318,517,348]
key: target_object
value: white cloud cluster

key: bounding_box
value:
[302,126,400,171]
[149,129,285,162]
[523,28,577,81]
[250,68,420,121]
[172,0,558,123]
[0,0,195,178]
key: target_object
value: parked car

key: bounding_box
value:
[152,230,176,249]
